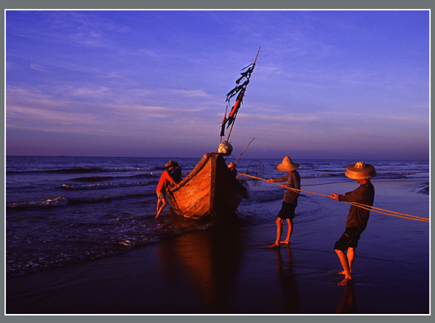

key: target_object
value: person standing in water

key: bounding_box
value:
[155,161,179,219]
[329,161,376,286]
[267,156,301,248]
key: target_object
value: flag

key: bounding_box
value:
[220,47,260,138]
[236,65,254,84]
[226,80,249,102]
[226,87,246,128]
[220,111,227,137]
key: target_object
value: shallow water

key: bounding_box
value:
[6,156,429,278]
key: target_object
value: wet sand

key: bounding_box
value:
[6,179,430,315]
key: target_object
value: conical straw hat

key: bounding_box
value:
[276,156,300,172]
[345,161,376,180]
[165,160,179,169]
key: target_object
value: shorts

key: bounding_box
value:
[334,224,367,251]
[277,201,297,220]
[157,191,166,200]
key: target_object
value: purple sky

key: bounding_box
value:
[6,10,429,160]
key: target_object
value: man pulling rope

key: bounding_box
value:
[329,161,376,286]
[239,161,428,286]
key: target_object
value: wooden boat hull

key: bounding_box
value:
[166,153,244,219]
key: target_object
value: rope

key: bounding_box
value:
[239,173,429,223]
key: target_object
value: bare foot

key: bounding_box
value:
[338,278,354,286]
[280,240,289,245]
[268,243,279,248]
[155,215,159,219]
[337,271,351,275]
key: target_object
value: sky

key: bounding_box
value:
[5,10,430,160]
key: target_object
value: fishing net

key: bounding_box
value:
[244,159,264,187]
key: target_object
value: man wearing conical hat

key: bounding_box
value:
[267,156,301,248]
[329,161,376,286]
[155,160,179,219]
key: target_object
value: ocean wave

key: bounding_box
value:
[7,167,108,174]
[60,180,155,190]
[7,196,69,209]
[6,213,214,278]
[70,173,157,182]
[300,173,343,179]
[6,166,158,175]
[7,192,155,210]
[6,236,161,278]
[70,175,117,182]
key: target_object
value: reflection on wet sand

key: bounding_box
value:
[274,246,301,313]
[157,220,244,313]
[335,285,357,313]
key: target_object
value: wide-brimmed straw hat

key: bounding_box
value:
[345,161,376,180]
[165,160,179,169]
[276,156,300,172]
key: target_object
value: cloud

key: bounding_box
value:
[7,105,96,126]
[29,63,48,72]
[106,103,209,120]
[72,87,109,97]
[6,87,106,134]
[6,87,67,109]
[168,89,209,98]
[241,112,319,123]
[5,11,428,159]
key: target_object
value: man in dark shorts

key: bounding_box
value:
[330,161,376,286]
[267,156,301,248]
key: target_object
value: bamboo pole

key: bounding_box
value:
[235,137,255,165]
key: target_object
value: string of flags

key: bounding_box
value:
[220,52,258,139]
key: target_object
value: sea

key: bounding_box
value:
[5,156,429,278]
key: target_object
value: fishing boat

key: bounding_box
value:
[166,49,260,219]
[166,153,245,219]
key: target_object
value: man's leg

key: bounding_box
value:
[281,218,293,244]
[336,248,353,285]
[268,218,284,248]
[347,247,355,273]
[156,199,162,214]
[156,198,167,219]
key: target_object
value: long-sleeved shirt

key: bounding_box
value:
[273,171,301,205]
[339,180,375,227]
[156,170,176,193]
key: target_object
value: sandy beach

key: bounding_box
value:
[6,178,430,315]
